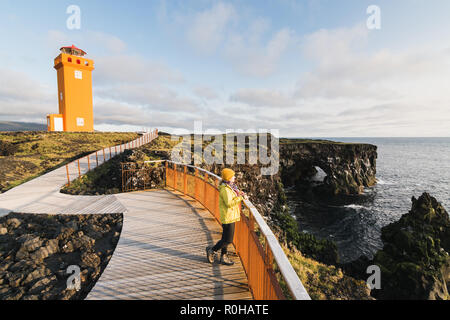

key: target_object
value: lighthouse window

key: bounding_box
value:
[77,59,81,64]
[85,61,89,66]
[76,118,85,127]
[74,70,83,79]
[68,57,72,62]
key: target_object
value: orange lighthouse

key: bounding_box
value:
[47,45,95,132]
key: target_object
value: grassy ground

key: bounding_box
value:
[278,244,372,300]
[279,138,353,145]
[60,135,179,195]
[0,131,139,193]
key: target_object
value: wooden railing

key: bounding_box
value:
[65,129,158,186]
[123,159,311,300]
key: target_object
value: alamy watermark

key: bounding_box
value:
[66,5,81,30]
[366,265,381,290]
[367,5,381,30]
[170,121,280,176]
[66,265,81,291]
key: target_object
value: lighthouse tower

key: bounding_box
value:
[47,45,95,132]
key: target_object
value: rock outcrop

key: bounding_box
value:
[0,213,122,300]
[280,141,377,195]
[343,193,450,300]
[371,193,450,300]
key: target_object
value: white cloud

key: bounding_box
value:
[230,88,296,108]
[225,27,294,77]
[95,84,197,112]
[186,2,236,54]
[223,24,450,136]
[93,98,202,129]
[0,68,53,119]
[194,86,219,100]
[172,2,296,77]
[94,54,184,85]
[47,30,127,55]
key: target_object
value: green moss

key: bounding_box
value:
[271,211,339,266]
[371,193,450,299]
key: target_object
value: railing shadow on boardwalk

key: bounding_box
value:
[87,189,252,300]
[119,160,311,300]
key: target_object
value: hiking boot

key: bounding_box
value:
[206,246,216,264]
[220,253,235,266]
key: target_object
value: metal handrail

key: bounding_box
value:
[136,159,310,300]
[243,200,311,300]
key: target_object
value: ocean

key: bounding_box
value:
[285,137,450,263]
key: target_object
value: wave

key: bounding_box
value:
[343,204,366,210]
[376,178,393,185]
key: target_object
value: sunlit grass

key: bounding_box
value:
[0,131,139,192]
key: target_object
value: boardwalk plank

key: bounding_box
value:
[87,189,252,300]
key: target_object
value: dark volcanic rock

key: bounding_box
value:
[0,213,123,300]
[200,163,281,217]
[343,193,450,300]
[280,142,377,195]
[371,193,449,300]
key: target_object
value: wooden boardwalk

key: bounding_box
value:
[87,189,253,300]
[0,141,127,216]
[0,134,253,300]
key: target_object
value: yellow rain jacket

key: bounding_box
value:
[219,183,243,224]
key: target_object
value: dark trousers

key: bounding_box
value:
[212,222,235,255]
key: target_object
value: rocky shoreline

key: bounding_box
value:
[0,213,122,300]
[343,193,450,300]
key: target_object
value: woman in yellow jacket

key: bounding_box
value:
[206,168,248,266]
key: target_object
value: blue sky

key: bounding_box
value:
[1,0,450,136]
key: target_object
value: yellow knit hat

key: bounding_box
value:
[221,168,235,181]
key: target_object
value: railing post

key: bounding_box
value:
[66,164,70,186]
[194,168,199,200]
[264,236,273,300]
[77,159,81,178]
[215,178,220,218]
[109,147,112,159]
[115,145,117,155]
[203,172,207,205]
[87,155,90,171]
[121,163,124,192]
[165,161,168,187]
[249,210,255,232]
[183,165,187,195]
[174,163,177,190]
[103,148,106,163]
[143,164,146,191]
